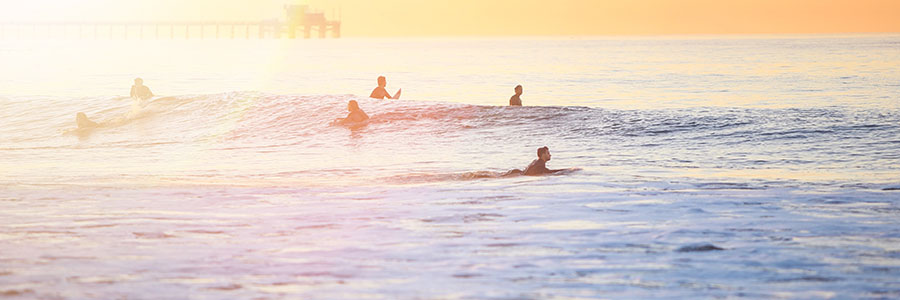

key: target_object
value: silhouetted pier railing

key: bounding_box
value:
[0,21,341,40]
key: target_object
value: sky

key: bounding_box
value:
[0,0,898,36]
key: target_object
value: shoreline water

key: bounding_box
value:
[2,181,899,298]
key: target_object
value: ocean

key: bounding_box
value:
[1,35,899,299]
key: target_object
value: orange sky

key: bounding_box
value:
[0,0,898,36]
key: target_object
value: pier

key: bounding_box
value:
[0,5,340,40]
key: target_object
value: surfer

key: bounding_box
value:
[76,112,98,129]
[335,100,369,125]
[369,76,401,100]
[523,146,566,176]
[502,146,571,176]
[509,85,523,106]
[130,78,154,101]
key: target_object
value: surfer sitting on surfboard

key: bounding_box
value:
[334,100,369,125]
[130,78,154,101]
[369,76,401,100]
[509,85,523,106]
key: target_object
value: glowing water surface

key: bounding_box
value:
[1,35,899,298]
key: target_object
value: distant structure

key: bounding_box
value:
[0,5,340,39]
[283,4,341,38]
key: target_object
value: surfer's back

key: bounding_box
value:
[509,94,522,106]
[509,85,523,106]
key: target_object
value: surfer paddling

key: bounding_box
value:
[369,76,401,100]
[130,78,153,101]
[509,85,523,106]
[523,146,566,175]
[505,146,575,176]
[334,100,369,125]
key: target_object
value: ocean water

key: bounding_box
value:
[1,35,900,299]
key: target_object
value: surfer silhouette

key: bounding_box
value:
[504,146,571,176]
[509,85,523,106]
[130,78,153,101]
[523,146,565,175]
[369,76,401,100]
[335,100,369,125]
[75,112,98,129]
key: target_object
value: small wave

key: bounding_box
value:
[133,232,175,239]
[61,96,178,136]
[3,91,899,190]
[387,168,582,184]
[675,244,725,252]
[388,171,520,184]
[767,276,842,283]
[0,289,35,297]
[3,91,887,148]
[693,182,761,190]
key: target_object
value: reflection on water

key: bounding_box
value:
[2,185,899,298]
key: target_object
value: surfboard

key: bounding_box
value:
[392,89,402,100]
[333,119,369,130]
[345,120,369,130]
[332,117,369,127]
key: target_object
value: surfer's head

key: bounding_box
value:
[348,100,361,112]
[377,76,386,87]
[134,78,143,85]
[515,85,523,95]
[537,146,551,161]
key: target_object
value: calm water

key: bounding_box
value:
[1,35,900,299]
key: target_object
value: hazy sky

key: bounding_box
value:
[0,0,898,36]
